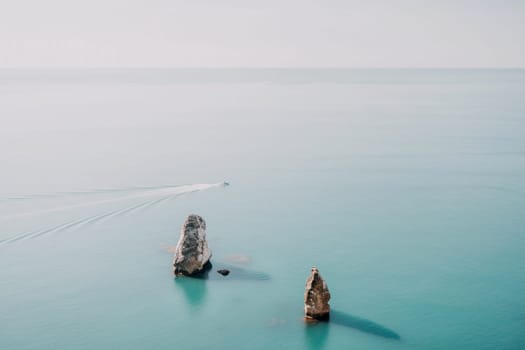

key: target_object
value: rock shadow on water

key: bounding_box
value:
[304,319,330,350]
[330,309,401,340]
[207,263,271,281]
[174,262,269,308]
[174,274,208,308]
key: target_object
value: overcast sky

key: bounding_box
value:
[0,0,524,68]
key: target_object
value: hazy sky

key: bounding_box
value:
[0,0,524,68]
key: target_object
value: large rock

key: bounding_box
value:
[173,214,212,276]
[304,267,331,320]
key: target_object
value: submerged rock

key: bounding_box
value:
[217,269,230,276]
[173,214,212,276]
[304,267,331,320]
[224,254,251,265]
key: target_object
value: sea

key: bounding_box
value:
[0,68,524,350]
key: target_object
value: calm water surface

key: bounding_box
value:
[1,69,524,349]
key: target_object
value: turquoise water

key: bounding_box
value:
[1,69,524,349]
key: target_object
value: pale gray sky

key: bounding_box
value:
[0,0,524,68]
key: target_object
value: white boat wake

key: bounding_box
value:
[0,182,225,245]
[0,183,223,222]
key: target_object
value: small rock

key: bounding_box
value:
[217,269,230,276]
[173,214,212,276]
[304,267,331,320]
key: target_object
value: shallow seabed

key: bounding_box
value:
[1,69,524,349]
